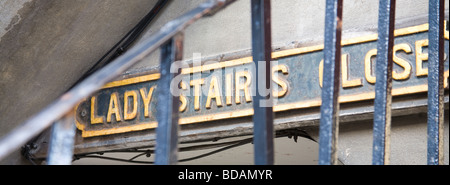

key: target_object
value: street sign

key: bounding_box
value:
[75,23,449,138]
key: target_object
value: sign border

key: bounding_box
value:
[75,23,442,137]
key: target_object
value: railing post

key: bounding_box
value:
[372,0,396,165]
[154,33,184,165]
[47,113,76,165]
[251,0,274,165]
[318,0,343,165]
[427,0,445,165]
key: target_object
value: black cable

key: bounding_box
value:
[74,138,253,164]
[76,155,154,164]
[129,150,153,161]
[177,138,253,163]
[72,129,312,164]
[69,0,169,90]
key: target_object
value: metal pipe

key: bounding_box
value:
[154,33,184,165]
[427,0,445,165]
[372,0,396,165]
[318,0,343,165]
[251,0,274,165]
[47,113,76,165]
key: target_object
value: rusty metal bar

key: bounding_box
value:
[427,0,445,165]
[154,34,184,165]
[0,0,237,162]
[372,0,396,165]
[251,0,274,165]
[46,113,76,165]
[318,0,343,165]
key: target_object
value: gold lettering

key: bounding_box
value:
[364,49,377,84]
[107,92,121,122]
[445,70,449,88]
[341,54,363,88]
[225,73,233,105]
[319,60,324,87]
[90,96,104,124]
[393,43,413,80]
[272,64,289,97]
[179,81,188,112]
[445,20,449,40]
[206,76,223,108]
[415,39,428,77]
[140,86,155,118]
[124,90,137,120]
[443,20,448,87]
[190,78,205,111]
[320,54,363,88]
[235,71,252,104]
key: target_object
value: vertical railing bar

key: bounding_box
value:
[154,33,184,165]
[251,0,275,165]
[47,113,76,165]
[372,0,396,165]
[318,0,343,165]
[427,0,445,165]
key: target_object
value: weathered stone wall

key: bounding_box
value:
[0,0,158,164]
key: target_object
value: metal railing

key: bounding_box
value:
[318,0,447,165]
[0,0,447,165]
